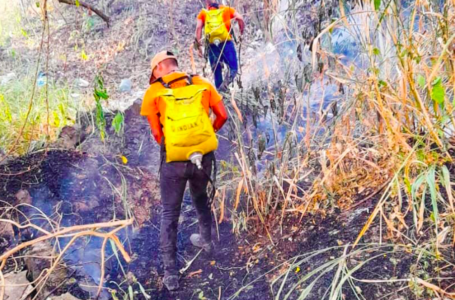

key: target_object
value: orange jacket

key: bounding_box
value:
[141,72,228,144]
[197,5,236,34]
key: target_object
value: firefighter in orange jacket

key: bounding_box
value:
[195,0,245,91]
[140,51,227,291]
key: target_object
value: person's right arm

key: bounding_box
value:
[141,89,163,144]
[147,114,163,144]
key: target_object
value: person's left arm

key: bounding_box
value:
[228,7,245,35]
[195,11,206,57]
[207,83,228,132]
[196,19,205,44]
[233,11,245,35]
[212,101,228,132]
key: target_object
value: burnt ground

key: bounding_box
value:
[2,104,454,300]
[1,1,454,299]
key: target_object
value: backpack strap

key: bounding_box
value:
[158,75,196,88]
[157,77,171,89]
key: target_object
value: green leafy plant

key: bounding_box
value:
[93,74,109,141]
[112,113,125,136]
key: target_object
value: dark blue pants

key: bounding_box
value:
[208,40,238,89]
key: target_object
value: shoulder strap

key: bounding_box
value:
[157,77,171,89]
[207,8,222,15]
[158,75,195,88]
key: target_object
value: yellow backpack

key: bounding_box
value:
[204,8,231,45]
[157,76,218,162]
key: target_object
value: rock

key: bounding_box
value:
[57,126,80,149]
[119,78,132,92]
[129,98,142,115]
[74,78,89,88]
[0,73,16,86]
[49,292,81,300]
[70,93,82,100]
[0,221,14,249]
[0,221,14,239]
[55,125,87,149]
[15,190,32,205]
[2,271,34,300]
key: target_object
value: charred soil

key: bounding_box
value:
[0,108,427,299]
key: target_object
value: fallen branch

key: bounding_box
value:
[0,219,133,300]
[0,219,132,264]
[0,218,52,236]
[58,0,110,26]
[179,249,203,275]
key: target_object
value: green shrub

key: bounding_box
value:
[0,77,77,155]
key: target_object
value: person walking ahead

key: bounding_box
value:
[140,51,228,291]
[195,1,245,91]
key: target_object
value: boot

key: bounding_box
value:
[190,222,213,254]
[218,82,228,93]
[162,253,179,291]
[163,271,179,291]
[190,233,213,253]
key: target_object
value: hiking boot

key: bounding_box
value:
[190,233,213,253]
[218,83,228,93]
[163,272,179,291]
[218,78,231,93]
[162,252,179,290]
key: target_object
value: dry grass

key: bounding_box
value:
[217,0,455,295]
[218,0,455,295]
[309,0,455,249]
[1,0,455,298]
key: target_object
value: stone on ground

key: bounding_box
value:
[2,271,33,300]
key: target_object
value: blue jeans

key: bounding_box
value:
[208,40,238,89]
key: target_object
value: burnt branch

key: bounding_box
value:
[58,0,110,26]
[0,218,133,298]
